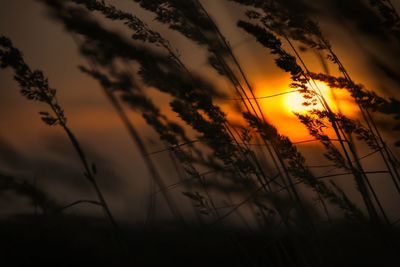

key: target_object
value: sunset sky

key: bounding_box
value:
[1,0,400,222]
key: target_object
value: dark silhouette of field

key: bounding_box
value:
[1,214,398,266]
[1,0,400,266]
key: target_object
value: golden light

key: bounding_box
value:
[284,82,334,114]
[254,78,358,141]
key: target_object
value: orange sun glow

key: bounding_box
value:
[255,79,357,141]
[284,82,335,114]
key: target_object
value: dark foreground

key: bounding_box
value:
[0,215,399,266]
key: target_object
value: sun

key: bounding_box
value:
[254,78,356,141]
[284,82,334,114]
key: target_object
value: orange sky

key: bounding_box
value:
[1,0,400,221]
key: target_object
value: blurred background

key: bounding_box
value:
[1,0,400,224]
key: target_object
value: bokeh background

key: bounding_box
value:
[1,0,400,223]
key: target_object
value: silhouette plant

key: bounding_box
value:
[2,1,400,266]
[0,35,120,233]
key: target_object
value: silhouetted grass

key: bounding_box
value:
[1,0,400,266]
